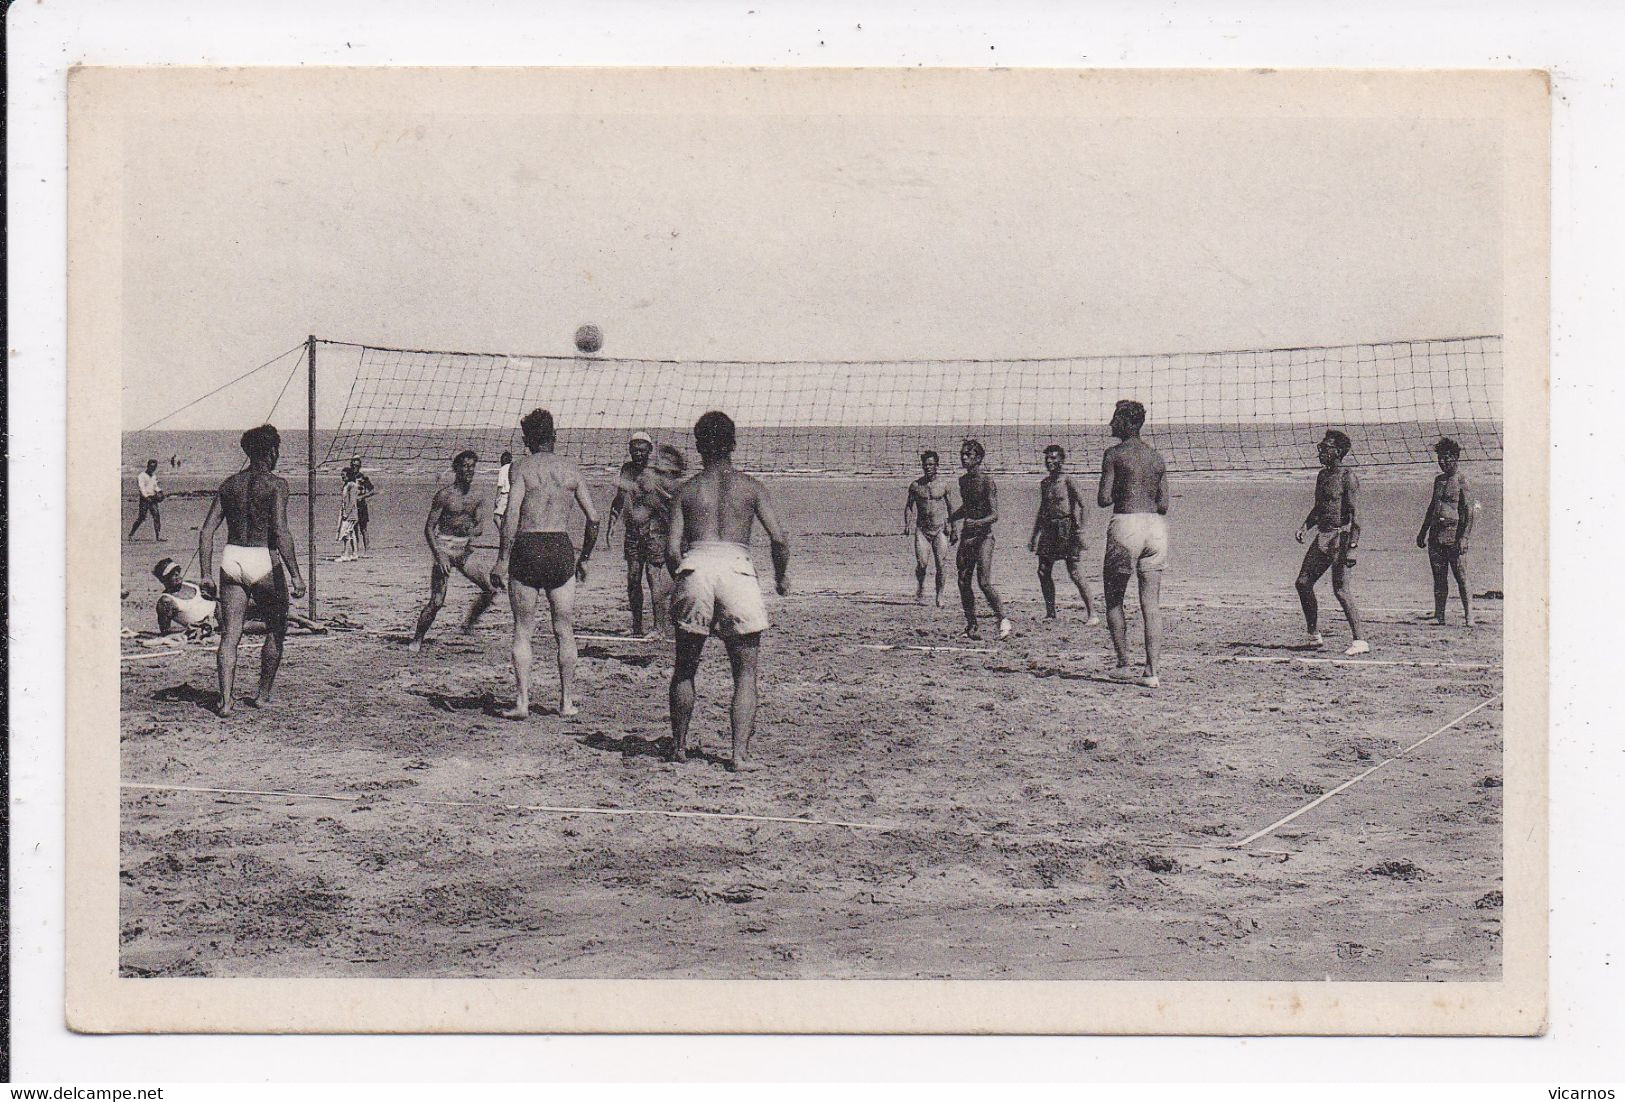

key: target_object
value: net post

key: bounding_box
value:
[306,334,317,621]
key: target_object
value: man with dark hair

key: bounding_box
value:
[345,456,376,554]
[198,424,306,716]
[410,450,498,651]
[492,409,600,719]
[667,411,790,772]
[904,450,957,605]
[606,431,675,637]
[1098,400,1169,687]
[948,438,1012,640]
[493,450,514,529]
[1030,444,1098,623]
[1295,429,1369,654]
[1416,436,1477,625]
[128,458,165,541]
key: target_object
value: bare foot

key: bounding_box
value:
[499,703,530,720]
[244,695,272,709]
[669,744,689,763]
[725,758,765,774]
[1044,610,1058,620]
[934,592,945,608]
[558,700,581,718]
[214,698,235,718]
[408,637,424,653]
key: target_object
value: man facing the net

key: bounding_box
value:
[409,450,499,652]
[948,439,1013,640]
[1098,400,1169,688]
[606,431,675,638]
[904,450,957,606]
[1294,429,1369,655]
[491,409,600,719]
[1416,436,1477,626]
[666,411,790,772]
[1030,444,1099,624]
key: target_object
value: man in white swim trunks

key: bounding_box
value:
[410,450,499,652]
[903,450,957,605]
[128,459,165,542]
[198,423,307,716]
[1097,400,1170,688]
[666,410,790,772]
[1295,429,1369,655]
[491,408,601,719]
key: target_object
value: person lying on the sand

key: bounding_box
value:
[410,450,499,652]
[1295,429,1369,656]
[1098,400,1169,688]
[150,556,326,644]
[490,408,600,720]
[666,410,790,772]
[197,423,306,716]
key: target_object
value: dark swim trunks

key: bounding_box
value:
[510,531,577,591]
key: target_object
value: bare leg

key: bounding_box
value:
[1038,560,1058,618]
[1066,560,1097,620]
[1449,556,1472,624]
[931,535,948,606]
[501,580,539,719]
[626,560,645,636]
[1430,557,1450,624]
[1138,569,1163,677]
[1331,561,1365,641]
[1296,546,1330,634]
[248,603,287,706]
[456,557,497,632]
[214,583,250,716]
[724,632,763,772]
[1103,570,1132,670]
[546,576,580,716]
[151,503,163,541]
[669,629,706,761]
[409,564,449,652]
[957,552,979,634]
[976,537,1007,621]
[913,531,929,601]
[647,565,673,637]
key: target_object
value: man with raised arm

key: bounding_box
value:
[948,439,1012,640]
[1030,444,1099,624]
[198,424,307,716]
[903,450,957,606]
[1295,429,1370,655]
[666,411,790,772]
[1416,437,1477,626]
[409,450,499,652]
[605,431,676,637]
[490,409,600,719]
[1097,400,1170,688]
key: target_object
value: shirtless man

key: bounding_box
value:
[947,439,1012,640]
[666,411,790,772]
[606,431,676,637]
[337,471,362,562]
[490,409,600,719]
[1295,429,1369,655]
[1416,436,1476,626]
[903,450,957,605]
[409,450,499,651]
[197,424,307,716]
[1029,444,1099,623]
[1098,400,1170,688]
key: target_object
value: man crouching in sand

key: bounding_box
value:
[666,411,790,772]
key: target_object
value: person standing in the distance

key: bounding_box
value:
[948,439,1012,640]
[198,424,306,717]
[344,456,376,555]
[409,450,499,651]
[1416,436,1477,626]
[128,459,166,542]
[490,409,600,719]
[605,431,674,637]
[1295,429,1370,655]
[666,411,790,772]
[903,450,957,606]
[336,470,362,562]
[493,450,514,531]
[1029,444,1099,624]
[1098,400,1170,688]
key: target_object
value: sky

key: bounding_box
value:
[110,69,1506,430]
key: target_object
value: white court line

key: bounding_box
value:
[575,633,655,645]
[122,780,899,833]
[854,642,997,655]
[850,644,1497,671]
[1230,692,1504,848]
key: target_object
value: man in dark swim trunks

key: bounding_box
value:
[1295,429,1369,655]
[606,430,677,637]
[1415,436,1477,626]
[490,408,600,719]
[197,423,307,716]
[947,438,1012,640]
[1029,444,1098,623]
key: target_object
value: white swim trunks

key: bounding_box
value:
[433,531,474,560]
[671,541,770,639]
[219,544,276,587]
[1104,513,1170,576]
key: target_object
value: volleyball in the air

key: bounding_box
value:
[574,324,603,354]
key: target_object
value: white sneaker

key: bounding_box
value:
[998,618,1013,640]
[1344,639,1371,656]
[1138,672,1161,689]
[1305,632,1324,649]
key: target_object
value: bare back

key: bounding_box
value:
[511,451,586,533]
[1100,438,1168,515]
[676,464,767,547]
[217,469,286,546]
